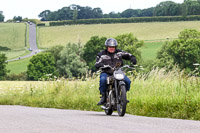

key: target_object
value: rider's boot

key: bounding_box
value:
[97,93,106,105]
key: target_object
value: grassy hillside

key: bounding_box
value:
[0,23,28,59]
[38,21,200,48]
[0,23,26,49]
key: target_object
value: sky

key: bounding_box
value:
[0,0,184,21]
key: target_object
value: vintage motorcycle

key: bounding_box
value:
[100,64,134,116]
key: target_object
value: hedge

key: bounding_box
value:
[49,15,200,26]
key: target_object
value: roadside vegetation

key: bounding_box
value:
[0,67,199,120]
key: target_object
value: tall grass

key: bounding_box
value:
[0,68,199,120]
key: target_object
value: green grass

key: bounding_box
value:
[0,68,199,120]
[38,21,200,48]
[0,23,26,49]
[7,57,31,74]
[140,41,165,60]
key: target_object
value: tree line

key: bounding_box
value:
[38,0,200,21]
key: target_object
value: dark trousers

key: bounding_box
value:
[99,73,131,94]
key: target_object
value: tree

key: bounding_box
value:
[121,9,141,18]
[82,36,107,71]
[57,43,88,78]
[156,29,200,73]
[27,52,57,80]
[13,16,22,22]
[115,33,144,61]
[108,12,121,18]
[140,7,155,17]
[0,11,4,22]
[153,1,181,16]
[82,34,144,72]
[46,45,64,68]
[0,53,9,80]
[38,10,51,21]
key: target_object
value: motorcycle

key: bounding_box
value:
[100,63,134,116]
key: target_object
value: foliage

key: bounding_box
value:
[82,36,106,71]
[49,15,200,26]
[153,1,182,16]
[27,52,57,80]
[57,43,88,78]
[156,29,200,73]
[0,53,9,80]
[46,45,64,68]
[6,72,27,81]
[0,46,11,51]
[0,11,4,22]
[115,33,144,61]
[40,1,200,21]
[13,16,22,22]
[82,33,143,71]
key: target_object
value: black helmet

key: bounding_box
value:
[105,38,118,47]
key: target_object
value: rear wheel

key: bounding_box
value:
[117,85,127,116]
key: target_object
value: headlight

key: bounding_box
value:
[115,74,124,80]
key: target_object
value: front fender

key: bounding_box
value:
[118,81,126,86]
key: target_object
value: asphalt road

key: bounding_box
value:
[0,105,200,133]
[7,23,42,62]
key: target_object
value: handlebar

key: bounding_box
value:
[99,65,135,71]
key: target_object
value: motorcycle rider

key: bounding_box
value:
[95,38,137,105]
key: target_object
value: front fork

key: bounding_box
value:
[115,80,126,104]
[114,80,119,104]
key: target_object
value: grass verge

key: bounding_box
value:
[0,68,199,120]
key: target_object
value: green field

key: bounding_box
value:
[7,57,31,74]
[0,23,29,59]
[0,23,26,49]
[38,21,200,48]
[140,41,165,60]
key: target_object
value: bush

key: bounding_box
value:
[49,15,200,26]
[0,53,9,80]
[156,29,200,73]
[57,43,88,78]
[27,52,57,80]
[115,33,144,61]
[6,72,27,81]
[82,36,106,71]
[0,46,11,51]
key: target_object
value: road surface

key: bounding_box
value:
[0,105,200,133]
[7,23,42,62]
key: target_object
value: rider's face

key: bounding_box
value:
[107,46,116,53]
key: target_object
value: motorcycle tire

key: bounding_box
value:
[117,85,127,116]
[105,91,113,115]
[105,108,113,115]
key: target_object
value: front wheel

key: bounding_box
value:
[117,85,127,116]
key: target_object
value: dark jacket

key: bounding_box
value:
[95,49,137,74]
